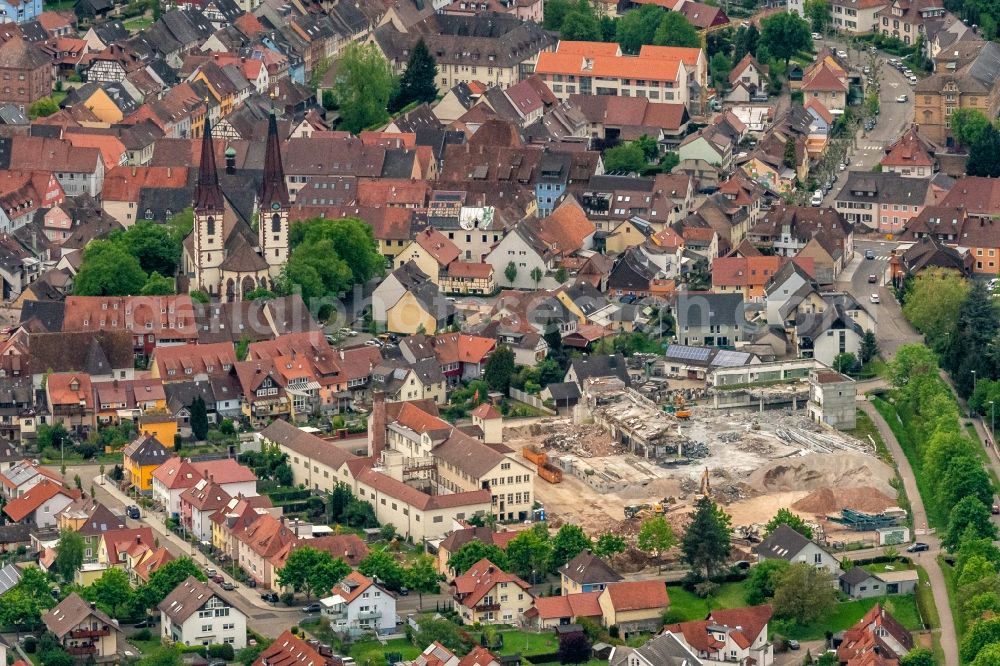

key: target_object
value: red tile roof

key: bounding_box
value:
[3,480,78,522]
[253,629,325,666]
[602,580,669,611]
[101,166,190,202]
[528,591,602,620]
[711,256,781,287]
[452,558,531,608]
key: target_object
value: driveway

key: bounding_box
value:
[859,402,958,666]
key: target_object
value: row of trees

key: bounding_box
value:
[900,269,1000,398]
[544,0,701,49]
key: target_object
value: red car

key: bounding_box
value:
[210,574,224,584]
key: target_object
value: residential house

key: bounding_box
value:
[741,131,808,192]
[159,575,247,648]
[151,457,257,516]
[799,57,849,111]
[754,524,841,574]
[122,434,172,493]
[834,171,933,233]
[42,593,122,662]
[253,630,325,666]
[46,373,96,434]
[394,227,460,285]
[879,125,936,177]
[678,124,734,177]
[372,359,448,405]
[832,0,888,32]
[97,526,155,575]
[726,54,768,103]
[3,479,78,527]
[608,633,704,666]
[914,41,1000,145]
[0,36,51,114]
[149,342,236,383]
[525,592,603,630]
[399,333,496,386]
[232,513,297,588]
[564,354,631,389]
[747,204,853,283]
[0,458,61,498]
[269,533,369,590]
[436,527,519,575]
[209,494,273,563]
[597,580,670,637]
[179,478,232,542]
[560,550,623,595]
[57,499,125,562]
[878,0,946,45]
[837,604,914,663]
[320,571,396,636]
[711,256,782,301]
[373,262,454,335]
[839,567,918,599]
[451,558,533,625]
[568,94,690,149]
[674,292,747,347]
[665,605,774,666]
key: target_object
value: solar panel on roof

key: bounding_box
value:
[712,350,751,367]
[666,344,713,362]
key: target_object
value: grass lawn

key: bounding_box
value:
[665,582,748,621]
[349,637,421,661]
[848,409,892,463]
[915,565,944,665]
[124,16,153,31]
[771,595,921,641]
[497,630,558,656]
[862,561,914,573]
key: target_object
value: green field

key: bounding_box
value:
[665,582,748,620]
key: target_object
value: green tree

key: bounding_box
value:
[745,559,789,605]
[971,643,1000,666]
[414,614,475,654]
[804,0,831,31]
[946,496,998,550]
[141,557,206,607]
[405,554,443,609]
[653,11,700,48]
[616,4,665,53]
[560,8,601,40]
[833,352,857,374]
[484,346,516,393]
[594,532,627,558]
[710,52,733,89]
[332,43,396,133]
[733,24,760,62]
[764,508,813,539]
[681,496,732,578]
[86,567,134,618]
[506,525,552,583]
[902,267,968,351]
[637,515,677,558]
[393,39,438,111]
[543,0,572,30]
[54,529,85,584]
[887,343,939,390]
[0,587,42,634]
[277,547,351,600]
[760,11,812,66]
[937,456,994,513]
[782,136,797,168]
[286,217,383,297]
[358,549,405,591]
[189,396,209,441]
[73,241,148,296]
[28,97,59,119]
[603,142,647,173]
[120,221,182,276]
[17,567,54,606]
[554,267,569,284]
[530,266,543,288]
[899,648,934,666]
[448,541,509,575]
[141,272,175,296]
[549,524,591,572]
[860,330,880,364]
[558,632,592,664]
[961,616,1000,663]
[950,108,991,149]
[945,280,1000,396]
[772,562,836,624]
[968,122,1000,177]
[504,261,518,287]
[659,151,680,173]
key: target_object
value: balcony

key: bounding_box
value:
[66,644,98,656]
[475,603,500,612]
[356,610,382,620]
[70,627,110,639]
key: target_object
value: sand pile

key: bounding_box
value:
[792,486,898,515]
[747,451,895,496]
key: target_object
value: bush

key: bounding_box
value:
[134,628,152,642]
[209,644,235,660]
[23,636,37,653]
[281,592,295,606]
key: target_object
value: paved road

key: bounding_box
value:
[859,402,958,666]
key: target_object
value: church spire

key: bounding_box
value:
[194,115,224,211]
[261,109,289,209]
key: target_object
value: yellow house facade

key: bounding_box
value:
[137,414,177,447]
[122,434,172,493]
[386,292,439,335]
[394,241,443,284]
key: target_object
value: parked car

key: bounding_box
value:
[398,587,410,596]
[205,568,217,578]
[210,574,224,584]
[896,94,908,102]
[811,32,822,40]
[906,542,930,552]
[261,592,279,603]
[870,293,880,304]
[303,602,322,613]
[221,581,235,591]
[126,506,140,519]
[788,640,801,650]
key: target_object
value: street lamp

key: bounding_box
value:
[990,400,995,444]
[972,371,978,418]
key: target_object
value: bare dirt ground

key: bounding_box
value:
[521,406,899,540]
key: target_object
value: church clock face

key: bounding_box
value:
[271,202,281,211]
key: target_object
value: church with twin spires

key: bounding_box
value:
[182,109,290,302]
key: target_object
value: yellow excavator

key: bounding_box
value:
[674,394,691,420]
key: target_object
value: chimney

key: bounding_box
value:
[225,151,235,175]
[370,391,387,461]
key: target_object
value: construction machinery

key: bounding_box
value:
[674,394,691,420]
[828,507,907,531]
[624,498,670,519]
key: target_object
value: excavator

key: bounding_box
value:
[674,394,691,420]
[624,500,668,519]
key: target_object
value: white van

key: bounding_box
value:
[810,190,823,206]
